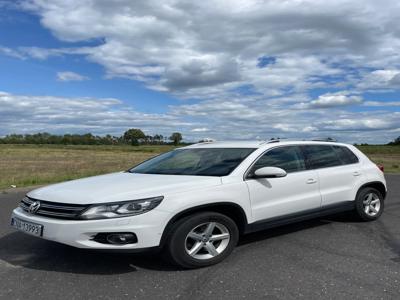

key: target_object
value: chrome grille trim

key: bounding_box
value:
[20,202,30,210]
[40,203,84,210]
[31,210,79,218]
[20,196,89,220]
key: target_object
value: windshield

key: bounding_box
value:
[128,148,255,176]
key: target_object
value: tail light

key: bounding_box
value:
[376,164,384,172]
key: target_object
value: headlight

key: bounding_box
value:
[79,196,164,220]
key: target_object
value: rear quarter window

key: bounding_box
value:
[332,145,359,164]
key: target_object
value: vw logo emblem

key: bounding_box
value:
[29,201,41,214]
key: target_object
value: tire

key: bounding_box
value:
[165,212,239,269]
[354,187,384,221]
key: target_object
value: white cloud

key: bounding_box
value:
[57,71,89,82]
[191,128,209,132]
[294,92,363,109]
[0,92,190,136]
[15,0,400,98]
[0,45,93,60]
[1,1,399,143]
[302,126,318,133]
[0,46,25,59]
[364,101,400,107]
[167,95,400,143]
[358,69,400,90]
[311,93,362,108]
[319,118,394,131]
[0,91,399,144]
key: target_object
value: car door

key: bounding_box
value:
[301,144,365,207]
[245,145,322,222]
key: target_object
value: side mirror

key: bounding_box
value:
[253,167,287,178]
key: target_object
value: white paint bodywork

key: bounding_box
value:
[11,140,387,249]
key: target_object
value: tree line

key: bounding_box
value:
[353,136,400,146]
[0,129,183,146]
[388,136,400,145]
[1,131,399,146]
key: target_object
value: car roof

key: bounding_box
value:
[183,141,265,148]
[183,140,350,149]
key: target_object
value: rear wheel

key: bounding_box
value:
[165,212,239,268]
[355,187,384,221]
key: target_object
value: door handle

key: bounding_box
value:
[353,171,361,176]
[306,178,317,184]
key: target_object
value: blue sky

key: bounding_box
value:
[0,0,399,143]
[0,7,178,113]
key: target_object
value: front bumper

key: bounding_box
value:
[11,207,170,249]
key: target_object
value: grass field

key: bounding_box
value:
[0,144,399,190]
[0,144,175,190]
[356,145,400,173]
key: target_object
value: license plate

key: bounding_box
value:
[11,217,43,237]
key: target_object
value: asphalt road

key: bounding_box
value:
[1,176,399,300]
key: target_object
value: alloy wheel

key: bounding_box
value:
[184,222,230,260]
[363,192,381,217]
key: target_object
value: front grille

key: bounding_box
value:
[20,196,89,220]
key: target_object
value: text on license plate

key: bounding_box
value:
[11,217,43,237]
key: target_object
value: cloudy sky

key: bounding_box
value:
[1,0,400,143]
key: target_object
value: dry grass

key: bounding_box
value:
[356,145,400,173]
[0,144,398,190]
[0,144,175,189]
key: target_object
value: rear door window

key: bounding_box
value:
[302,145,342,169]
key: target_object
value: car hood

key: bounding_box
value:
[27,172,222,205]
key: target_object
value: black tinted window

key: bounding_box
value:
[302,145,342,169]
[252,146,306,173]
[332,146,359,164]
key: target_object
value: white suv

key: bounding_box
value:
[11,140,387,268]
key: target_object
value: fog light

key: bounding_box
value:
[106,233,137,245]
[92,232,137,245]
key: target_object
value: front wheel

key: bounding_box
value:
[354,187,384,221]
[165,212,239,268]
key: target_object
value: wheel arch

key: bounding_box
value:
[357,181,387,199]
[159,202,248,248]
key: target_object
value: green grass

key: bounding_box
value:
[0,144,398,190]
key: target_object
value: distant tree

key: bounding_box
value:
[153,134,164,144]
[169,132,182,146]
[81,133,96,144]
[123,128,146,146]
[3,134,24,144]
[100,134,114,145]
[0,129,182,146]
[388,136,400,145]
[145,135,153,144]
[61,134,72,145]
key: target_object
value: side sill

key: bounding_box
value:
[91,246,161,254]
[244,201,355,234]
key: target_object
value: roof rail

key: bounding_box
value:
[310,138,337,142]
[260,137,338,144]
[197,138,216,144]
[259,139,281,145]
